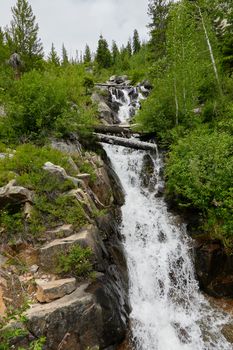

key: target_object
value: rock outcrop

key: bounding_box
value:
[194,239,233,297]
[36,278,77,303]
[0,180,33,209]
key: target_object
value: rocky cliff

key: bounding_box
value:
[0,138,129,350]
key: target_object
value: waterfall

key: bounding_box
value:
[103,87,231,350]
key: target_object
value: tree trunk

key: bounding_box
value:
[94,133,158,152]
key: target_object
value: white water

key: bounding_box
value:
[103,88,232,350]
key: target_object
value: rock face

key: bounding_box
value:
[27,272,128,350]
[36,278,77,303]
[194,239,233,297]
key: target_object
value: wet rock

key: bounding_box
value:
[140,154,157,191]
[222,323,233,344]
[194,240,233,297]
[98,101,113,123]
[0,180,33,209]
[141,80,153,90]
[36,278,77,303]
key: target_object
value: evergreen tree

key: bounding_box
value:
[132,29,141,54]
[96,35,112,68]
[148,0,171,60]
[111,40,119,64]
[6,0,43,69]
[126,39,132,57]
[83,44,91,63]
[62,43,69,65]
[48,43,60,66]
[0,27,9,63]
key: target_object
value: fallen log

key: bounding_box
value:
[94,133,157,152]
[95,83,134,89]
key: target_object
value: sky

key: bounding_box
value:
[0,0,149,59]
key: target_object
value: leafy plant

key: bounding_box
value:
[58,244,93,278]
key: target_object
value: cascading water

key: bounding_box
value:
[103,87,232,350]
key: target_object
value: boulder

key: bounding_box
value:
[98,101,115,124]
[40,225,104,272]
[140,154,157,191]
[26,283,103,350]
[43,162,81,187]
[36,278,77,303]
[0,180,33,209]
[50,138,82,156]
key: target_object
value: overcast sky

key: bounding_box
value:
[0,0,149,59]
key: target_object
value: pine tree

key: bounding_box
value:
[132,29,141,54]
[148,0,171,60]
[48,43,60,66]
[96,35,112,68]
[62,43,69,65]
[111,40,119,64]
[126,39,132,57]
[6,0,43,69]
[83,44,91,63]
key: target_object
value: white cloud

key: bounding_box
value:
[0,0,149,58]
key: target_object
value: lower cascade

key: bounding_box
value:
[103,85,232,350]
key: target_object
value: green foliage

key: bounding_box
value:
[166,128,233,247]
[48,43,60,66]
[84,44,92,64]
[1,65,96,141]
[96,35,112,68]
[29,337,46,350]
[0,144,89,239]
[132,29,141,54]
[5,0,43,70]
[58,244,93,278]
[62,43,69,65]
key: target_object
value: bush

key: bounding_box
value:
[58,244,93,278]
[1,65,97,141]
[166,127,233,247]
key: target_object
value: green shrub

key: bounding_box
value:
[58,244,93,278]
[166,127,233,246]
[1,65,97,141]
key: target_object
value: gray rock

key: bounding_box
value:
[40,225,104,272]
[43,162,81,187]
[98,101,114,124]
[0,180,33,209]
[30,264,39,274]
[50,138,82,155]
[27,283,102,350]
[36,278,77,303]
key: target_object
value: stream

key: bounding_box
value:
[103,87,232,350]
